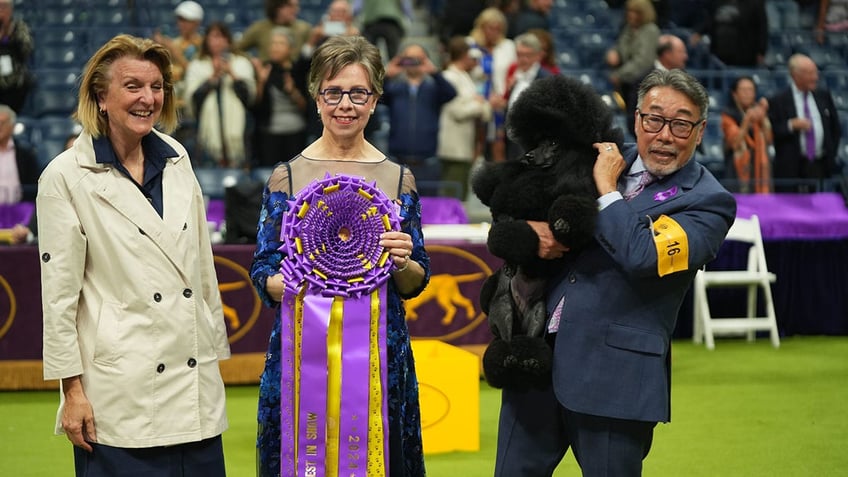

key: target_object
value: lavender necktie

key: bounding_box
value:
[803,92,816,161]
[624,170,656,201]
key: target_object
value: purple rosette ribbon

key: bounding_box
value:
[279,173,401,298]
[278,174,398,476]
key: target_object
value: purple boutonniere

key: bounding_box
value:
[653,186,678,202]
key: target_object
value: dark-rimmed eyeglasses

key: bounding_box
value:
[637,110,703,139]
[319,88,373,105]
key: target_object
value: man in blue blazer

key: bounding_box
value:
[767,53,842,192]
[495,69,737,476]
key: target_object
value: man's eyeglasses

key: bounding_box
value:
[637,110,703,139]
[319,88,373,105]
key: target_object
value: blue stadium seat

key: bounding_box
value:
[38,116,82,142]
[41,8,82,26]
[33,45,87,69]
[30,86,78,118]
[33,68,80,91]
[87,9,133,28]
[194,168,250,200]
[13,117,42,149]
[32,26,87,48]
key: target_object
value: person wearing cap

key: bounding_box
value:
[237,0,312,63]
[0,0,33,113]
[437,35,491,199]
[153,1,204,85]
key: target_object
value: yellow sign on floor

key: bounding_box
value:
[411,339,480,454]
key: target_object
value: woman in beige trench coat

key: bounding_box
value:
[37,35,230,476]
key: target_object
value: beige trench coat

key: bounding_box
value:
[39,131,230,448]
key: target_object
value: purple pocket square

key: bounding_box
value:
[653,186,678,202]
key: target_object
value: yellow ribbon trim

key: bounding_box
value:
[652,214,689,276]
[293,287,306,471]
[326,296,344,477]
[358,187,374,200]
[367,290,386,476]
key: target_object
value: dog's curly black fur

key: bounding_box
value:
[472,75,625,390]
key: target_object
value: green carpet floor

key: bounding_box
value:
[2,336,847,476]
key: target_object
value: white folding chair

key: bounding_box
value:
[692,215,780,350]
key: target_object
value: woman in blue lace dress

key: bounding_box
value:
[249,35,430,477]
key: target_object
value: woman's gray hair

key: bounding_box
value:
[514,32,542,52]
[637,68,709,120]
[308,35,384,99]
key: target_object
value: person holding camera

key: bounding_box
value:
[382,43,456,188]
[0,0,33,114]
[184,21,257,168]
[302,0,360,58]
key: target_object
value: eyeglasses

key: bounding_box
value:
[319,88,373,105]
[637,111,703,139]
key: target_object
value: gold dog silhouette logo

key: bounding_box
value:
[404,244,494,341]
[213,255,261,344]
[0,274,15,341]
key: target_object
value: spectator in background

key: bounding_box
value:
[494,31,555,159]
[0,104,37,204]
[302,0,360,58]
[655,34,688,70]
[507,0,553,38]
[768,53,842,191]
[8,133,77,245]
[382,42,456,187]
[0,0,33,113]
[153,1,204,87]
[606,0,660,135]
[153,1,205,148]
[251,28,309,167]
[815,0,848,43]
[721,76,773,193]
[690,0,768,67]
[353,0,414,60]
[438,36,492,199]
[527,28,561,74]
[184,22,257,168]
[238,0,312,63]
[468,7,516,163]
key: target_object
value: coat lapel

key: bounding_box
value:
[82,134,192,279]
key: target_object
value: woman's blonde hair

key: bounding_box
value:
[469,7,507,47]
[626,0,657,26]
[307,35,385,99]
[75,34,178,137]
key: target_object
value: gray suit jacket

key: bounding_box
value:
[547,144,736,423]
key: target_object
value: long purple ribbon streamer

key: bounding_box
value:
[339,294,375,474]
[297,295,331,477]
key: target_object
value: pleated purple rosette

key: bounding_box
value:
[279,173,401,297]
[278,173,400,476]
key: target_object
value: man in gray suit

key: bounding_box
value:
[494,69,737,476]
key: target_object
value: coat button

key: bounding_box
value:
[154,292,162,302]
[187,358,197,368]
[41,253,50,262]
[183,223,188,230]
[157,363,165,373]
[183,288,193,298]
[568,274,576,284]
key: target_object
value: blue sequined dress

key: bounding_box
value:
[250,155,430,477]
